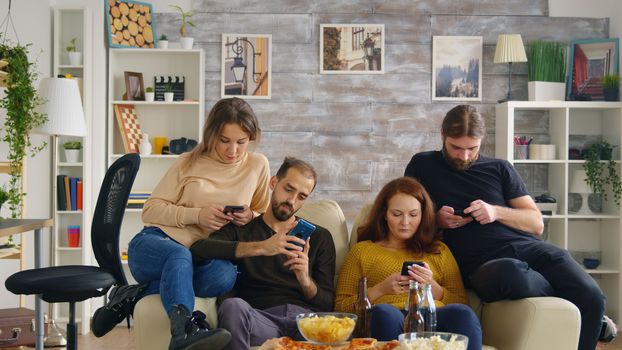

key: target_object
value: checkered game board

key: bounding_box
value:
[114,104,142,153]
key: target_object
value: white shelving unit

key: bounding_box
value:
[52,6,93,335]
[496,101,622,323]
[107,48,205,278]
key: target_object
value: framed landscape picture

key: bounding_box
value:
[320,24,385,74]
[567,38,620,100]
[432,36,482,101]
[221,34,272,99]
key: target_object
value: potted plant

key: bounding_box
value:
[526,40,566,101]
[602,74,620,101]
[0,40,47,219]
[145,86,155,102]
[169,5,195,49]
[582,141,622,206]
[157,34,169,49]
[164,84,174,102]
[66,37,82,66]
[63,141,82,163]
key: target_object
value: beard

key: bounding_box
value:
[271,199,296,221]
[442,145,477,171]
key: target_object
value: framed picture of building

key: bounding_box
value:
[320,24,385,74]
[221,34,272,99]
[567,38,619,100]
[432,36,482,101]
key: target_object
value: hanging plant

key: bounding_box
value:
[0,39,47,219]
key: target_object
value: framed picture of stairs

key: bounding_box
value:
[567,38,619,101]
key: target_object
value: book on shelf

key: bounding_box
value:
[64,176,71,210]
[70,177,78,211]
[77,180,83,210]
[57,175,67,211]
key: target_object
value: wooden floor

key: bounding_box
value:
[4,326,622,349]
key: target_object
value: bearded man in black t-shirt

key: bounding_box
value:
[405,105,611,350]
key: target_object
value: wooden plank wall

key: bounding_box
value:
[154,0,609,228]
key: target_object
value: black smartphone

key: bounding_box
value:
[224,205,244,214]
[453,208,470,217]
[401,261,425,275]
[288,218,316,247]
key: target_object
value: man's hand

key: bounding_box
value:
[465,200,496,225]
[259,229,305,258]
[229,205,254,226]
[283,238,317,299]
[198,204,232,231]
[436,206,473,229]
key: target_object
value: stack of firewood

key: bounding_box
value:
[108,0,154,48]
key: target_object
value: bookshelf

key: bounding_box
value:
[51,6,93,334]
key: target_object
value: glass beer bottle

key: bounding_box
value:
[403,280,424,333]
[353,277,372,338]
[420,283,437,331]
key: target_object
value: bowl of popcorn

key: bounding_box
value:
[296,312,357,345]
[399,332,468,350]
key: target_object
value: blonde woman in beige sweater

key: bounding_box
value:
[127,98,270,350]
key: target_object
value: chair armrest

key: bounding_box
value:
[480,297,580,350]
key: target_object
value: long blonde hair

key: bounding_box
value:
[182,97,260,169]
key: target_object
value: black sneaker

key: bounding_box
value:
[92,283,148,337]
[600,315,618,343]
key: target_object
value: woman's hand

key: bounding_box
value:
[406,262,444,300]
[229,205,254,226]
[198,204,231,232]
[368,272,411,302]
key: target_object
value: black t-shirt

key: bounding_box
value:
[190,215,336,312]
[404,151,538,275]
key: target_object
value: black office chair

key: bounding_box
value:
[5,153,140,350]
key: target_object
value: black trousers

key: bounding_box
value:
[469,240,605,350]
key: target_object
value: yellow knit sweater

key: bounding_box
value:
[142,151,270,248]
[335,240,467,313]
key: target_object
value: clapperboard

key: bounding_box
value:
[154,76,185,101]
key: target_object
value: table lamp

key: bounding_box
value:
[570,169,594,215]
[494,34,527,103]
[33,77,86,347]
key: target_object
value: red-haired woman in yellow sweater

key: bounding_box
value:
[335,177,481,349]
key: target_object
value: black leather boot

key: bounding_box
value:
[168,305,231,350]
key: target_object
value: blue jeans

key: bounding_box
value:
[128,226,237,314]
[371,304,482,350]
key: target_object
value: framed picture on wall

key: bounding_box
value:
[567,38,620,101]
[105,0,156,48]
[320,24,385,74]
[221,34,272,99]
[432,36,483,101]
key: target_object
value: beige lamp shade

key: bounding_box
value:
[33,78,86,137]
[494,34,528,63]
[570,169,593,194]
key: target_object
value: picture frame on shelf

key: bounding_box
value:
[567,38,620,101]
[124,71,145,101]
[319,24,385,74]
[114,104,143,153]
[432,36,482,101]
[105,0,156,48]
[221,34,272,99]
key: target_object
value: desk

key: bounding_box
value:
[0,218,53,350]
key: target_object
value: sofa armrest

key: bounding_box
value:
[134,295,218,350]
[480,296,580,350]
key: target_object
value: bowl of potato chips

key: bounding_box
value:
[296,312,357,345]
[399,332,468,350]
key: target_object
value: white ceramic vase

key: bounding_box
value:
[139,133,152,155]
[180,37,194,50]
[158,40,169,49]
[164,92,174,102]
[68,52,82,66]
[528,81,565,101]
[145,92,155,102]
